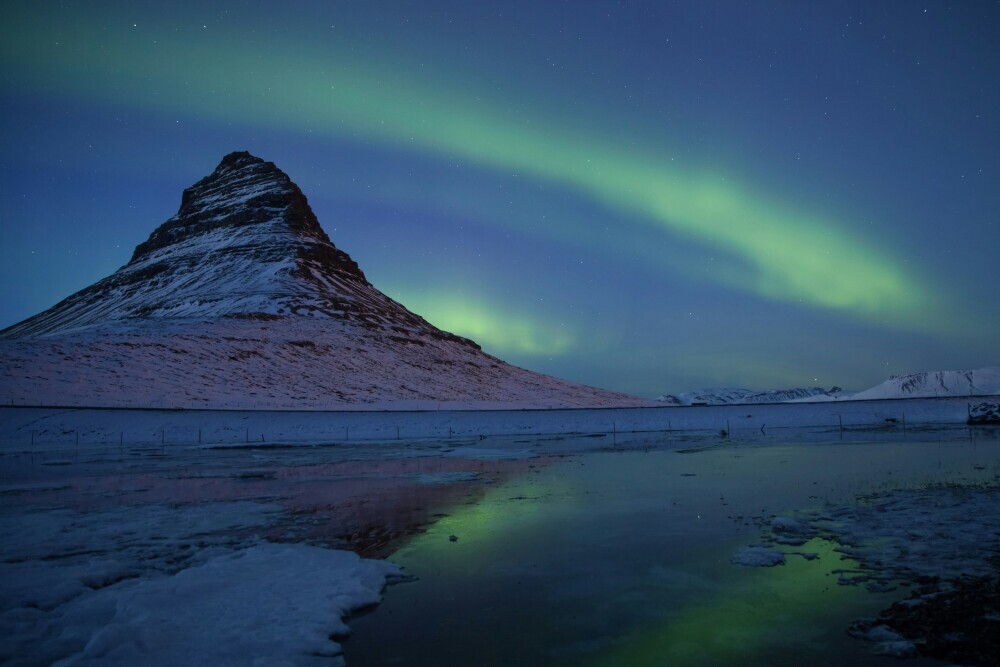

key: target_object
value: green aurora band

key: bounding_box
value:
[395,293,576,356]
[2,7,937,337]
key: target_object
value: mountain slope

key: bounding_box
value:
[0,152,646,409]
[848,367,999,401]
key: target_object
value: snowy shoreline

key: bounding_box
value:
[0,421,545,665]
[736,479,1000,663]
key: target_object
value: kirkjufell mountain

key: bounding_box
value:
[0,152,645,409]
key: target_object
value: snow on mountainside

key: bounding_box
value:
[659,367,999,406]
[1,151,435,337]
[0,152,647,409]
[656,387,840,406]
[847,367,1000,401]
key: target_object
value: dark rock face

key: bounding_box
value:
[0,151,472,346]
[132,152,351,269]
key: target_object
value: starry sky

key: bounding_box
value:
[1,1,997,397]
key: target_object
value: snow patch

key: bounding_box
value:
[38,544,398,666]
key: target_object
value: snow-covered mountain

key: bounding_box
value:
[845,367,999,401]
[656,386,841,406]
[2,151,438,336]
[658,367,999,406]
[0,152,646,409]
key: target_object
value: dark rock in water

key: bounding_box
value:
[448,535,458,542]
[871,574,1000,666]
[968,402,1000,425]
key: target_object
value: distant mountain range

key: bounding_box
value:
[655,387,844,406]
[0,152,647,410]
[657,367,999,405]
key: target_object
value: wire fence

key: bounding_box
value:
[3,397,996,452]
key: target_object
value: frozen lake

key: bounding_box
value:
[1,404,997,665]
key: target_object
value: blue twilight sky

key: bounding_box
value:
[0,1,997,397]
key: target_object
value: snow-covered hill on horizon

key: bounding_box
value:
[830,366,999,402]
[0,152,648,410]
[659,367,999,406]
[656,386,843,406]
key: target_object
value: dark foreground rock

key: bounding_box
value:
[866,574,1000,666]
[968,401,1000,425]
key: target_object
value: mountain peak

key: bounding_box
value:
[0,152,446,338]
[134,150,315,263]
[218,150,264,169]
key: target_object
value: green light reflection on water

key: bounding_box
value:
[585,537,870,667]
[386,461,877,666]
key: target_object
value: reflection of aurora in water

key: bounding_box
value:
[348,436,1000,666]
[587,538,867,667]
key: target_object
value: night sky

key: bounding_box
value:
[1,1,997,397]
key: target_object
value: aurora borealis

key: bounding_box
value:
[1,1,997,396]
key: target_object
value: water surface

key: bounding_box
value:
[347,433,999,666]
